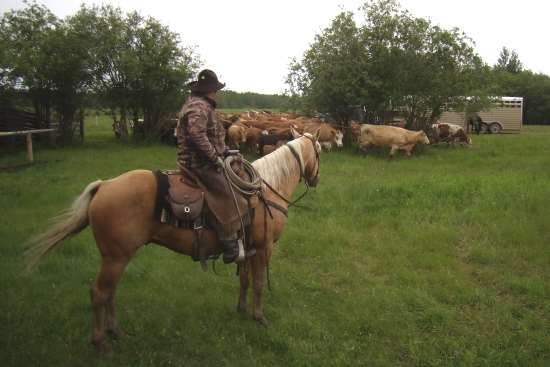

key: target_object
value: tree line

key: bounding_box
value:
[288,0,550,127]
[217,90,289,110]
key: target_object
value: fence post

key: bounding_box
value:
[26,132,34,162]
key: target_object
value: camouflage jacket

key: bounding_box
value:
[176,95,227,170]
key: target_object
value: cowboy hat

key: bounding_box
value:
[186,69,226,93]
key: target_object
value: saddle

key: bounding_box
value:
[165,170,204,222]
[154,168,259,271]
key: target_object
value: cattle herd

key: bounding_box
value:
[215,110,472,157]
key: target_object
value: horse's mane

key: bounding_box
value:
[252,138,305,191]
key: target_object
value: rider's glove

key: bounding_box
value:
[215,156,224,170]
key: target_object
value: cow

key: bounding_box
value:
[350,121,363,143]
[359,124,430,158]
[227,122,247,149]
[431,123,472,146]
[244,126,267,153]
[258,132,292,156]
[303,123,343,151]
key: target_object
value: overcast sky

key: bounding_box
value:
[2,0,549,94]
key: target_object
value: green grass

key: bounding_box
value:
[1,119,549,366]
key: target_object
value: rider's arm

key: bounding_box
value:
[187,108,219,164]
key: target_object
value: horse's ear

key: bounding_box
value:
[314,127,321,141]
[290,125,301,139]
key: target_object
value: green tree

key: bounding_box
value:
[0,1,93,143]
[287,0,488,130]
[491,47,550,125]
[69,4,200,140]
[492,70,550,124]
[0,1,58,122]
[217,90,289,109]
[44,21,93,143]
[495,46,523,74]
[287,11,368,123]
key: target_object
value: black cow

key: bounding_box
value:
[258,132,292,156]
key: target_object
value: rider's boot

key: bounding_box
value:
[221,238,245,264]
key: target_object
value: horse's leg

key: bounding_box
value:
[251,248,269,326]
[105,259,129,339]
[90,256,129,352]
[237,262,250,313]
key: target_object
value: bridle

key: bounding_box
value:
[262,134,320,208]
[287,133,320,187]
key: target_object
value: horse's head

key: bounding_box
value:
[290,126,321,187]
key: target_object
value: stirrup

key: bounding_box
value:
[236,239,245,263]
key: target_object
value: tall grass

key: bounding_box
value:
[0,120,548,366]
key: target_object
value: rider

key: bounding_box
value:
[176,69,242,264]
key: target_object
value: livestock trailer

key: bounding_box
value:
[438,96,523,133]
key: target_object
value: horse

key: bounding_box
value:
[25,128,321,353]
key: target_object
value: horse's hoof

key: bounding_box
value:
[92,340,112,357]
[236,304,247,314]
[107,326,127,340]
[254,315,270,328]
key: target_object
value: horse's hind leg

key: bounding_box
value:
[251,248,269,327]
[237,262,250,313]
[90,257,129,352]
[106,289,125,339]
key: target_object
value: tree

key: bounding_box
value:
[287,0,488,130]
[0,1,93,144]
[495,46,523,74]
[69,4,200,140]
[0,1,59,122]
[217,90,289,109]
[491,47,550,125]
[287,11,368,123]
[492,70,550,124]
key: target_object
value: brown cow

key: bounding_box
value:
[244,126,266,152]
[431,123,472,146]
[303,123,343,151]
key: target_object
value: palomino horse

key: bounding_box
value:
[26,129,321,352]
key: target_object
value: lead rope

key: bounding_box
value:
[264,202,272,291]
[221,155,263,265]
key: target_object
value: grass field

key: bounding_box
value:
[1,117,549,366]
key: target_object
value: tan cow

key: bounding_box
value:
[227,122,247,149]
[359,124,430,158]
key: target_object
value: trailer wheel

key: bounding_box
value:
[489,122,502,134]
[479,122,489,134]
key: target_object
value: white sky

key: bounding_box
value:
[2,0,549,94]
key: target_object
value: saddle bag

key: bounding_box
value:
[166,175,205,221]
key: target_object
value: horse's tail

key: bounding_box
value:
[25,180,102,272]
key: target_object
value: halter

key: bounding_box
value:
[262,134,320,208]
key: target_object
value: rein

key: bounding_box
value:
[261,136,319,292]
